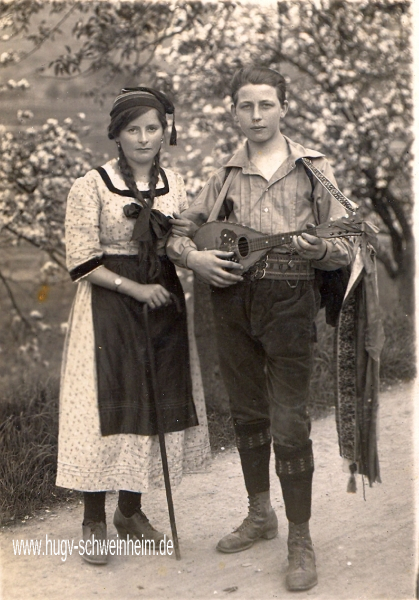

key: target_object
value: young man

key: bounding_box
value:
[167,66,352,592]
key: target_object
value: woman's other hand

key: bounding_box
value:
[131,283,172,309]
[169,213,199,238]
[86,267,172,309]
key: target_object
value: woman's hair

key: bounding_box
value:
[108,105,167,207]
[108,100,169,281]
[231,66,287,106]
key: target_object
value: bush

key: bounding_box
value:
[308,312,335,418]
[0,378,77,525]
[309,307,417,416]
[206,407,235,452]
[380,309,416,383]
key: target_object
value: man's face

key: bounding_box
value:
[231,84,288,144]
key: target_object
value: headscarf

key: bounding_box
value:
[110,87,177,145]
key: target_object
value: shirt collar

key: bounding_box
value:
[103,158,166,191]
[99,159,169,198]
[225,136,325,174]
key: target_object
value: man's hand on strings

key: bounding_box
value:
[292,224,328,261]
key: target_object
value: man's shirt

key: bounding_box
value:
[166,136,353,271]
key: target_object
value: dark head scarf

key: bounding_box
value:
[110,87,177,145]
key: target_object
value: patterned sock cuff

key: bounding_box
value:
[234,419,271,450]
[274,441,314,478]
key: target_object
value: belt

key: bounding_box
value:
[245,253,315,282]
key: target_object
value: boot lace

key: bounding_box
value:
[289,530,311,570]
[233,497,261,533]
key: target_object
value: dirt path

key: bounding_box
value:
[0,381,416,600]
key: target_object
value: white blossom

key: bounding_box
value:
[29,310,43,320]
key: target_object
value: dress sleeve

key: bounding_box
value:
[65,170,104,282]
[166,170,224,268]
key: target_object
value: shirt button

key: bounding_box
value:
[263,207,269,213]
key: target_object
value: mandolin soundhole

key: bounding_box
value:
[237,236,250,257]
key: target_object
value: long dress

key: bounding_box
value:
[56,159,211,492]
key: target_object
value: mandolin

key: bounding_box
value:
[193,216,364,272]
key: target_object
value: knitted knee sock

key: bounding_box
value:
[274,441,314,524]
[118,490,142,518]
[238,444,271,496]
[83,491,106,524]
[235,418,271,496]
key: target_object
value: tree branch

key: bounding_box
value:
[0,269,33,330]
[4,226,66,266]
[17,4,79,64]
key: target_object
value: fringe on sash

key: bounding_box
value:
[333,242,384,493]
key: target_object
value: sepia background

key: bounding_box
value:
[0,1,417,598]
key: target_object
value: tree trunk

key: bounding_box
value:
[393,236,415,317]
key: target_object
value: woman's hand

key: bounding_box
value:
[169,213,199,238]
[292,225,328,261]
[130,283,172,309]
[86,267,171,308]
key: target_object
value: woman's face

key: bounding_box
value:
[116,108,164,170]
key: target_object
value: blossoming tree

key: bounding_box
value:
[154,0,413,311]
[0,0,414,344]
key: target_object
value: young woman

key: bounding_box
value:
[167,66,354,591]
[56,87,210,564]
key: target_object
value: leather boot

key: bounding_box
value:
[82,521,108,565]
[216,491,278,553]
[113,506,165,544]
[286,521,318,591]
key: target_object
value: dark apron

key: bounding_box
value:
[91,255,198,436]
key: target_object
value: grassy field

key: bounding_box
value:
[0,244,75,394]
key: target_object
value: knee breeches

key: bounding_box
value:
[210,278,320,449]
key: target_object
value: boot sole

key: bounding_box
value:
[114,524,131,540]
[286,575,318,591]
[216,527,278,554]
[114,523,165,544]
[82,554,108,565]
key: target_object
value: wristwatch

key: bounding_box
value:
[114,277,123,292]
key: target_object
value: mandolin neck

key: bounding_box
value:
[249,228,313,252]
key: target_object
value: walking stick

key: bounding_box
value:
[143,301,181,560]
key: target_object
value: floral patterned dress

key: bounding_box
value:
[56,159,211,492]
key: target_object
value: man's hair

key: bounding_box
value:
[231,66,287,106]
